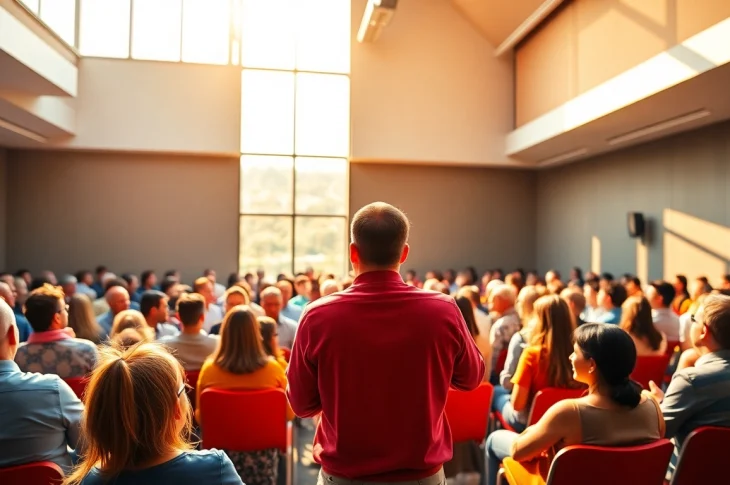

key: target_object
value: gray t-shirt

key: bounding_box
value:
[159,332,219,371]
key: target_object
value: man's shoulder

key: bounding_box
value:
[2,367,63,392]
[304,286,456,315]
[280,315,298,328]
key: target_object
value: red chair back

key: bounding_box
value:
[280,347,291,363]
[445,382,493,443]
[547,439,673,485]
[527,387,585,425]
[671,426,730,485]
[185,370,200,412]
[631,355,671,389]
[494,348,508,375]
[0,461,64,485]
[200,388,289,453]
[665,341,680,358]
[63,377,88,401]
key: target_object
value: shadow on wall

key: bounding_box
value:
[663,208,730,286]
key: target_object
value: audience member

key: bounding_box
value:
[159,293,218,371]
[97,285,131,336]
[320,279,341,297]
[194,277,223,332]
[65,343,241,485]
[620,296,667,356]
[500,286,541,390]
[74,270,97,300]
[487,323,663,485]
[60,274,78,301]
[672,275,691,315]
[204,269,227,300]
[646,281,680,342]
[649,294,730,477]
[68,294,105,344]
[0,299,83,470]
[488,284,521,371]
[288,202,484,483]
[140,290,179,338]
[196,306,292,484]
[260,287,298,350]
[15,284,98,377]
[594,282,627,324]
[276,279,302,322]
[210,286,249,335]
[0,281,31,342]
[90,265,108,298]
[560,287,586,327]
[258,316,288,369]
[121,273,140,303]
[13,275,29,311]
[110,309,155,343]
[455,296,491,378]
[458,285,492,341]
[289,275,312,309]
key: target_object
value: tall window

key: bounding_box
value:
[238,0,350,278]
[20,0,76,46]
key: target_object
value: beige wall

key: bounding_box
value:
[350,162,537,275]
[350,0,518,166]
[0,149,6,269]
[536,120,730,287]
[516,0,730,126]
[5,150,239,282]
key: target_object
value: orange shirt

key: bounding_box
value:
[511,345,550,401]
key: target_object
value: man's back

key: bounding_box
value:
[287,270,485,480]
[15,338,97,377]
[0,361,83,469]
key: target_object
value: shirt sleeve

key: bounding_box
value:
[511,346,537,389]
[59,378,84,452]
[500,333,524,389]
[661,372,695,439]
[450,300,486,391]
[286,310,322,418]
[218,451,244,484]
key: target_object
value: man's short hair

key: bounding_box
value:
[702,294,730,349]
[605,282,628,307]
[193,277,211,293]
[650,281,675,307]
[261,286,282,300]
[225,286,250,304]
[351,202,410,267]
[561,289,586,315]
[176,293,206,326]
[140,290,166,317]
[25,284,65,332]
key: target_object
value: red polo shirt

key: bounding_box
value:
[287,270,485,481]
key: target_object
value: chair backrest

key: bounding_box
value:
[0,461,64,485]
[280,347,291,363]
[665,341,680,358]
[63,377,88,401]
[494,348,509,375]
[200,388,288,453]
[671,426,730,485]
[631,354,671,389]
[527,387,585,425]
[444,382,493,443]
[547,439,673,485]
[184,370,200,412]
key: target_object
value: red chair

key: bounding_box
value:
[63,376,88,401]
[185,370,200,412]
[445,382,493,443]
[631,355,671,389]
[280,347,291,363]
[665,341,680,358]
[494,348,509,375]
[545,439,673,485]
[495,387,584,432]
[670,426,730,485]
[0,461,63,485]
[200,388,294,485]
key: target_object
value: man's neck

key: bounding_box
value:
[145,317,158,329]
[181,325,202,336]
[353,266,399,278]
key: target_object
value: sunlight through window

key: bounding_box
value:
[182,0,230,65]
[240,70,295,155]
[40,0,76,46]
[79,0,131,58]
[295,73,350,157]
[241,0,296,70]
[131,0,182,61]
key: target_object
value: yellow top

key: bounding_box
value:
[195,357,294,422]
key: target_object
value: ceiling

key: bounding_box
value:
[450,0,547,47]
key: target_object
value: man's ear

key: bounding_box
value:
[399,243,410,264]
[349,243,360,265]
[7,324,17,346]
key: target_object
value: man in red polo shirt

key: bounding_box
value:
[287,201,485,484]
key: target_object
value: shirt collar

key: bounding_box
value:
[26,328,74,344]
[0,360,20,373]
[696,349,730,367]
[352,270,404,286]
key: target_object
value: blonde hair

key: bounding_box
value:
[68,294,104,343]
[531,295,577,388]
[110,310,154,342]
[64,343,193,484]
[213,305,267,374]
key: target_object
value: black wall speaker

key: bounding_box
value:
[627,212,645,238]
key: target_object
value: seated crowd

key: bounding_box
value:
[0,264,729,485]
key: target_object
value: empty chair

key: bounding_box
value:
[631,355,670,389]
[670,426,730,485]
[445,382,494,443]
[0,461,64,485]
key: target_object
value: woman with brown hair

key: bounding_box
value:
[196,305,293,485]
[67,294,105,344]
[64,343,241,485]
[455,296,491,378]
[110,309,155,343]
[258,316,287,369]
[620,296,667,356]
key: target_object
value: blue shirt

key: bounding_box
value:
[281,302,303,322]
[596,307,621,324]
[13,310,32,342]
[80,450,242,485]
[0,360,83,470]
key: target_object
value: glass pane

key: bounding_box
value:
[182,0,230,65]
[241,70,295,155]
[241,0,295,69]
[295,217,348,276]
[295,0,350,74]
[131,0,182,61]
[20,0,39,15]
[40,0,76,46]
[295,73,350,157]
[295,158,347,215]
[240,156,293,214]
[79,0,131,58]
[240,216,293,276]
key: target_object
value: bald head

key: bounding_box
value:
[320,279,340,297]
[351,202,410,268]
[106,286,130,315]
[0,282,14,308]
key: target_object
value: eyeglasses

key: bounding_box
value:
[57,304,69,314]
[177,384,187,397]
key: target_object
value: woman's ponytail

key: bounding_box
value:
[609,377,642,408]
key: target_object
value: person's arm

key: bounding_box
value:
[218,450,245,484]
[59,378,84,452]
[510,347,536,412]
[511,400,575,462]
[450,301,486,391]
[286,312,322,417]
[677,348,700,371]
[657,373,696,439]
[500,333,523,390]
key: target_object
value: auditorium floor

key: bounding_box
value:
[287,418,319,485]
